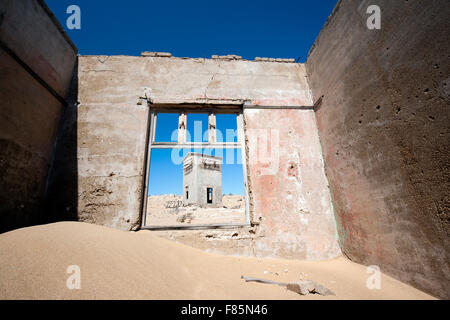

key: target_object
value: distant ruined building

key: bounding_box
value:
[183,153,222,207]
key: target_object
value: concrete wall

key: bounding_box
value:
[0,0,77,232]
[306,0,449,298]
[62,54,341,260]
[244,108,341,260]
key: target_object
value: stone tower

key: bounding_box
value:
[182,153,222,207]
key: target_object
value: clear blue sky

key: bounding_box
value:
[46,0,337,62]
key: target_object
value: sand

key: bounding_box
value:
[0,222,435,300]
[146,195,245,226]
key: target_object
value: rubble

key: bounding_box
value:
[211,54,242,60]
[254,57,296,63]
[141,51,173,57]
[241,275,335,296]
[286,280,335,296]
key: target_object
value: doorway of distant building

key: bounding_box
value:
[207,188,213,204]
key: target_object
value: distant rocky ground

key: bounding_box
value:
[146,195,245,226]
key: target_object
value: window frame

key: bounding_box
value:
[141,106,251,230]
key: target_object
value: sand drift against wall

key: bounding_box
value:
[0,222,434,300]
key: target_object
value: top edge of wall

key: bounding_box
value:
[38,0,78,53]
[77,54,304,64]
[306,0,342,62]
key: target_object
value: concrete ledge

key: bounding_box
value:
[212,54,242,60]
[36,0,78,52]
[254,57,296,63]
[141,51,173,57]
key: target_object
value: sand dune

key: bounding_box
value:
[0,222,435,300]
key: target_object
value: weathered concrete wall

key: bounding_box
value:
[0,0,77,233]
[306,0,449,298]
[244,108,341,260]
[71,54,341,260]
